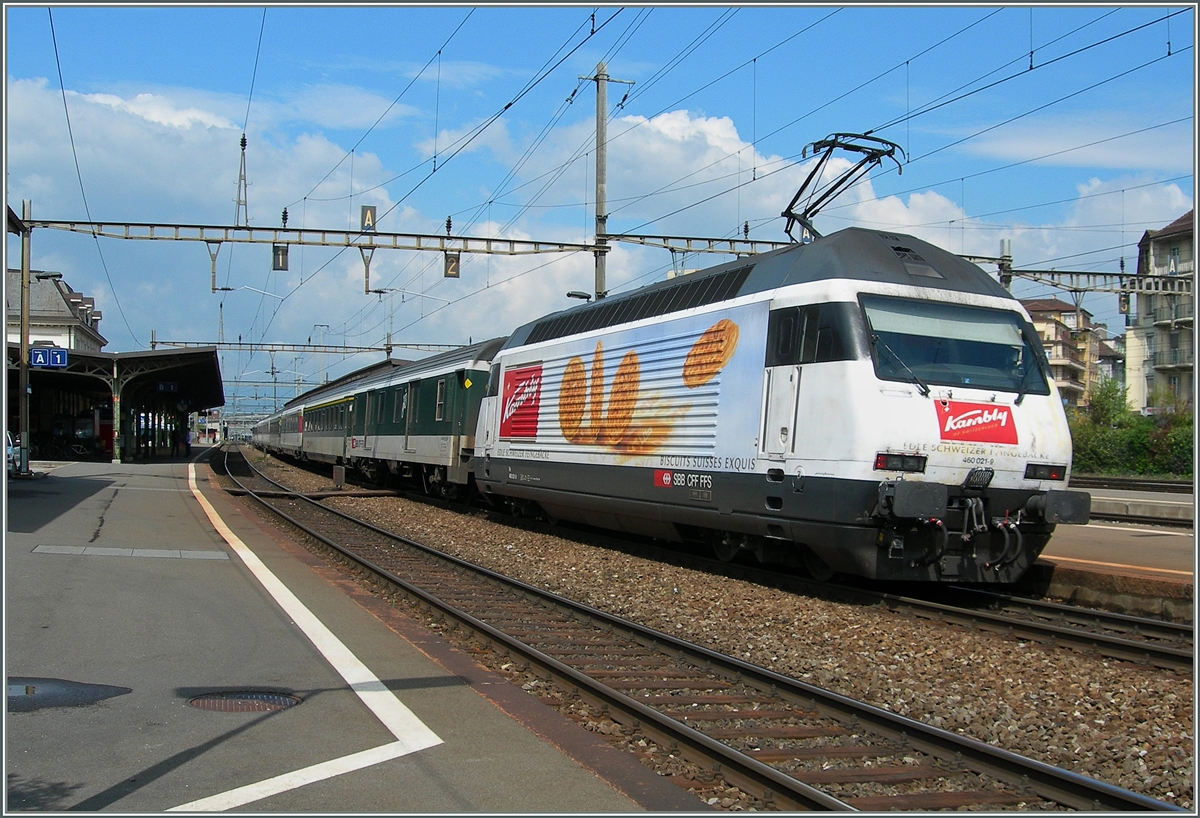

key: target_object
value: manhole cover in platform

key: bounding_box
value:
[188,692,300,712]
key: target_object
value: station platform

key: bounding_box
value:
[4,452,702,812]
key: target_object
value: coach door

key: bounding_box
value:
[342,401,354,461]
[404,381,419,453]
[362,390,378,454]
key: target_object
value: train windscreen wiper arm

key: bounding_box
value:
[871,333,931,397]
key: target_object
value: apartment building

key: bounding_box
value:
[1021,297,1106,408]
[1127,211,1194,410]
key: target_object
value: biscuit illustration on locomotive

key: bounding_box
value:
[559,341,639,446]
[559,320,738,454]
[683,318,739,388]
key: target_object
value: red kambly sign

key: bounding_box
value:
[934,400,1018,445]
[500,364,542,440]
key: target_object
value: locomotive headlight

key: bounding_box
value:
[1024,463,1067,481]
[874,452,927,473]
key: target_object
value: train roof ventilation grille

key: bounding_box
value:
[890,244,926,263]
[526,265,753,345]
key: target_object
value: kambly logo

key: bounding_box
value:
[500,364,542,440]
[934,400,1018,445]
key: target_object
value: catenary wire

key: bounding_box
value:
[246,10,623,351]
[291,9,474,206]
[46,8,140,347]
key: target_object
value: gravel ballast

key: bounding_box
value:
[243,452,1194,808]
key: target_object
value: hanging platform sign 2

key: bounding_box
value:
[444,251,460,278]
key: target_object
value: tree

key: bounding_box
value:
[1087,375,1130,428]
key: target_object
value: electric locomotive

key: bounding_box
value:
[472,226,1090,583]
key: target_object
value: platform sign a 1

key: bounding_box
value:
[30,347,68,368]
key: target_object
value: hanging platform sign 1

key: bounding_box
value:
[30,347,68,368]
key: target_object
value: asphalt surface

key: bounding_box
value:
[5,455,700,812]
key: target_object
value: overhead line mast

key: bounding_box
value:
[583,61,634,300]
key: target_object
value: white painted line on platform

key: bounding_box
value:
[177,464,442,811]
[1044,554,1193,577]
[32,545,230,560]
[167,741,414,812]
[1083,523,1194,537]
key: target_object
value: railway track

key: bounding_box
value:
[638,547,1194,672]
[882,586,1193,671]
[217,446,1181,812]
[239,448,1193,666]
[1069,475,1193,495]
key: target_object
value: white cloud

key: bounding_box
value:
[6,73,1190,374]
[414,118,512,163]
[272,83,421,130]
[83,90,235,129]
[957,114,1193,173]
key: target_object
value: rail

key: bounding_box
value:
[216,446,1183,812]
[1069,475,1193,494]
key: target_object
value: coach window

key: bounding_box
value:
[435,379,446,421]
[393,388,404,423]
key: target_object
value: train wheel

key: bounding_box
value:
[712,534,742,563]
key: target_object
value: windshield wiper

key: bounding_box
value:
[871,333,931,397]
[1014,346,1050,405]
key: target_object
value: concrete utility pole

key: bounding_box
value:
[585,62,634,301]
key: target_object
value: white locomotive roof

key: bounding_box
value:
[505,227,1013,349]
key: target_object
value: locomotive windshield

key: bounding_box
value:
[861,295,1049,396]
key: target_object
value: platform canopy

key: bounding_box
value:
[7,342,224,422]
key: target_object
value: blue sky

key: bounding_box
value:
[4,5,1195,417]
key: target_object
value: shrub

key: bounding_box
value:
[1067,395,1193,478]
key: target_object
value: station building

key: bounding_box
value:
[7,210,224,463]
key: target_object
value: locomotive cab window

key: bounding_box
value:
[766,302,862,367]
[860,294,1050,395]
